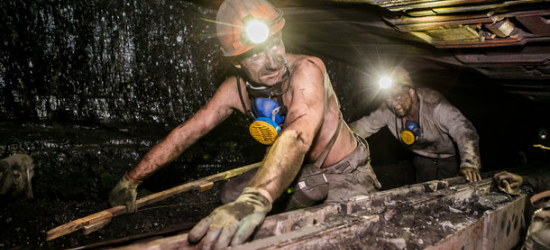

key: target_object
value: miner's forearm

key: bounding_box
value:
[455,128,481,170]
[443,105,482,170]
[129,127,199,180]
[249,130,309,203]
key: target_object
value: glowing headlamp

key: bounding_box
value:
[245,20,270,44]
[378,76,393,90]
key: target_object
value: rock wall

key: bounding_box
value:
[1,0,223,123]
[0,0,362,200]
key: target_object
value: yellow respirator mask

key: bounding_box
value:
[400,120,421,145]
[249,98,285,145]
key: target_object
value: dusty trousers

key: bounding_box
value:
[220,134,381,211]
[413,154,459,183]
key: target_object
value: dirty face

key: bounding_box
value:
[235,32,286,87]
[386,85,413,118]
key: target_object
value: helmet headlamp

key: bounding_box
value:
[216,0,285,57]
[245,20,270,44]
[378,76,393,90]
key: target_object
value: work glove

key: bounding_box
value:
[108,173,141,213]
[493,171,523,195]
[458,167,481,182]
[188,187,272,249]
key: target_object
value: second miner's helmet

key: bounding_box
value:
[216,0,285,57]
[378,66,413,90]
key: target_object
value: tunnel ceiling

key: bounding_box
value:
[196,0,550,103]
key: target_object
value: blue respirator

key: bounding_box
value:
[249,98,285,145]
[400,120,421,145]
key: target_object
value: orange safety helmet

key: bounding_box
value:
[216,0,285,57]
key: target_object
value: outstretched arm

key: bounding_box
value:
[130,78,238,179]
[437,101,482,182]
[349,106,389,139]
[109,78,239,213]
[129,105,231,180]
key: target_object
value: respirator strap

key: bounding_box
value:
[237,76,256,120]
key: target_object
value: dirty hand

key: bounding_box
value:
[493,171,523,195]
[458,167,481,182]
[188,187,272,249]
[108,173,141,213]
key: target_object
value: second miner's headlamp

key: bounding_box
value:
[378,76,393,90]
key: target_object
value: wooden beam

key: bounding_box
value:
[46,162,262,241]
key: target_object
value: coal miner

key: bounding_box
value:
[108,0,381,248]
[350,66,482,183]
[493,171,550,249]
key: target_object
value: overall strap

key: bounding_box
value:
[312,112,343,168]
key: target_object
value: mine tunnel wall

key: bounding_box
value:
[0,0,366,201]
[1,0,549,201]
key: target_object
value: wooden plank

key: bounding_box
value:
[82,218,112,235]
[46,162,262,241]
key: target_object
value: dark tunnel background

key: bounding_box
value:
[1,0,550,248]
